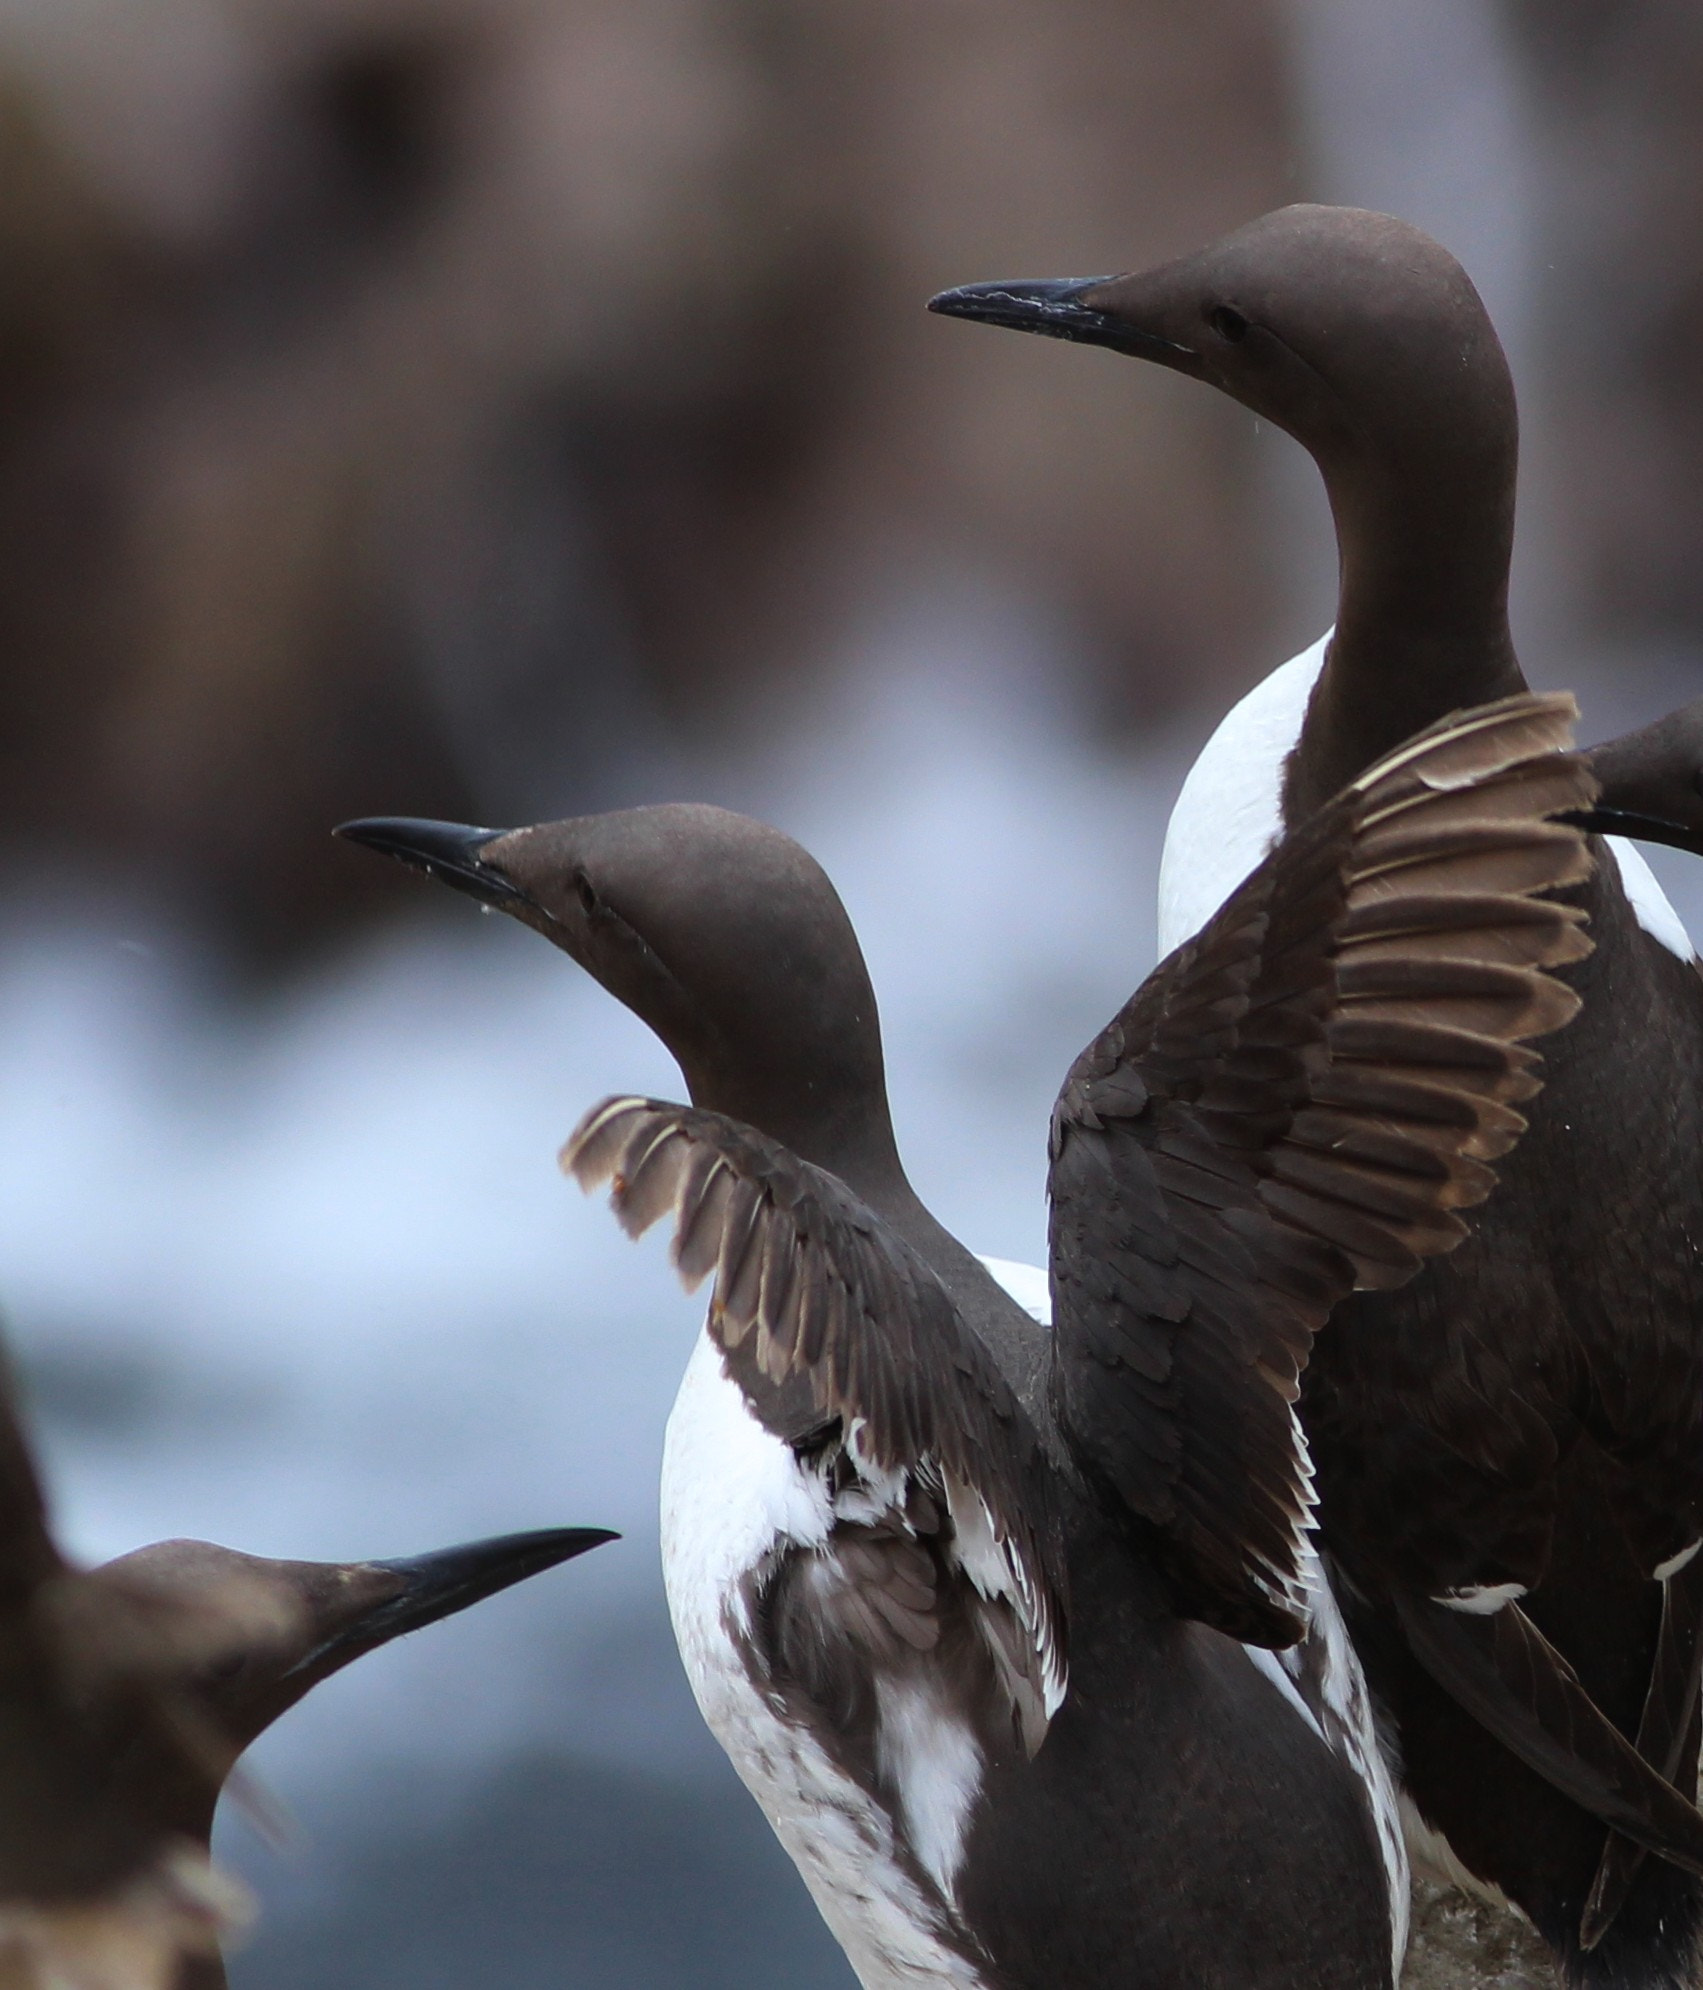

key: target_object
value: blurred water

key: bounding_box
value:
[0,596,1172,1985]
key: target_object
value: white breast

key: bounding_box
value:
[1158,630,1698,968]
[659,1330,994,1990]
[1605,837,1696,961]
[1157,633,1330,956]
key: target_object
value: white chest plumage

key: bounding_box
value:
[659,1329,994,1990]
[1158,634,1331,958]
[1157,630,1697,964]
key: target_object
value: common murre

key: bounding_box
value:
[342,691,1599,1987]
[0,1330,612,1990]
[932,203,1703,1982]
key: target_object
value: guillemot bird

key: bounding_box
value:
[111,1525,614,1990]
[343,691,1600,1988]
[932,204,1703,1981]
[0,1338,612,1990]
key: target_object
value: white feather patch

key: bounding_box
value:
[1655,1539,1702,1581]
[661,1330,995,1988]
[873,1676,985,1904]
[1435,1581,1527,1616]
[1606,837,1696,962]
[1305,1572,1410,1977]
[1244,1644,1327,1743]
[1157,632,1330,955]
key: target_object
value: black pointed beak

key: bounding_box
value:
[927,277,1193,359]
[335,816,527,910]
[1568,807,1703,860]
[290,1526,617,1677]
[1570,705,1703,858]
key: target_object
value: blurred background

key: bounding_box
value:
[0,1,1698,1982]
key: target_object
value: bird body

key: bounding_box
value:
[344,691,1595,1988]
[658,1272,1407,1990]
[931,202,1703,1981]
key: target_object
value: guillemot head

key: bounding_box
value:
[931,207,1532,816]
[336,806,903,1188]
[929,204,1516,501]
[87,1526,614,1841]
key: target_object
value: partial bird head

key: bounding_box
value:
[84,1526,613,1839]
[336,806,900,1180]
[929,204,1515,492]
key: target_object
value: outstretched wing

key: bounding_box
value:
[1049,693,1595,1645]
[566,1095,1067,1751]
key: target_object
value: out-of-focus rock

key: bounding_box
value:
[1403,1875,1558,1990]
[1508,0,1703,664]
[0,0,1297,961]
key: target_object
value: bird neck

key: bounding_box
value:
[1280,439,1525,822]
[683,1055,911,1211]
[860,1163,1054,1420]
[684,1058,983,1287]
[687,1065,1052,1423]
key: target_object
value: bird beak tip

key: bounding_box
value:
[924,275,1194,364]
[333,816,528,909]
[293,1526,619,1679]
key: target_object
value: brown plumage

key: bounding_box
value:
[0,1339,612,1990]
[1047,693,1594,1646]
[0,1353,250,1990]
[933,206,1703,1977]
[565,1093,1066,1754]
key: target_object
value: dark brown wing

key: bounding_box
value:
[1393,1587,1703,1885]
[1049,693,1596,1645]
[1578,1548,1703,1946]
[565,1095,1067,1747]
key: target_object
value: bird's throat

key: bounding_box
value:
[1281,460,1524,822]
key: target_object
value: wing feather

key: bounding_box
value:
[1049,692,1597,1644]
[566,1096,1069,1743]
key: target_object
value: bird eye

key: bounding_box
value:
[574,870,601,916]
[1208,304,1251,343]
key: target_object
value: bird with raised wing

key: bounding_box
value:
[932,204,1703,1983]
[342,691,1599,1989]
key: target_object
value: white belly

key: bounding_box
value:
[659,1330,994,1990]
[1158,634,1329,955]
